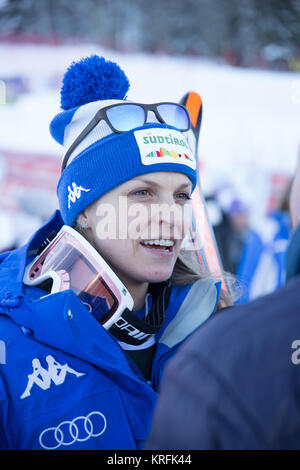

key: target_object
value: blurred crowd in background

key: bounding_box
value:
[1,0,300,71]
[0,0,299,305]
[204,175,292,303]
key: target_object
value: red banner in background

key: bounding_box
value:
[0,148,60,213]
[267,173,292,214]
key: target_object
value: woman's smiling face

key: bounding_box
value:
[83,171,192,288]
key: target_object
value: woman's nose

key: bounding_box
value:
[150,199,188,240]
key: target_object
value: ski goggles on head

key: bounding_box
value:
[23,225,134,330]
[61,101,191,171]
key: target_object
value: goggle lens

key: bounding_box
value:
[25,229,127,326]
[157,103,190,131]
[78,275,118,323]
[106,104,145,132]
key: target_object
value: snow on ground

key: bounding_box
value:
[0,42,300,220]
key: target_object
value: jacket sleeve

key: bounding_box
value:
[144,349,269,450]
[146,277,300,450]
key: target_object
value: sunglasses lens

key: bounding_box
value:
[157,104,190,131]
[106,104,145,132]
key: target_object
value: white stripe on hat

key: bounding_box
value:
[63,99,121,166]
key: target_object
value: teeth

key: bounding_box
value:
[142,239,174,247]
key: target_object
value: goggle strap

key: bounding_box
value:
[37,230,59,255]
[108,279,172,346]
[108,308,161,346]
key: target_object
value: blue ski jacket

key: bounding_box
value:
[0,211,221,450]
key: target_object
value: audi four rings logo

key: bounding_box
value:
[39,411,107,449]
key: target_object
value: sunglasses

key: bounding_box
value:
[61,101,191,171]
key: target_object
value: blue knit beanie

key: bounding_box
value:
[50,55,197,226]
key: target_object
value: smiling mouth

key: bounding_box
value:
[140,239,175,252]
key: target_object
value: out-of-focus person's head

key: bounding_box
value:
[289,150,300,230]
[228,198,249,233]
[285,148,300,281]
[276,179,292,214]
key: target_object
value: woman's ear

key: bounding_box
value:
[78,210,89,230]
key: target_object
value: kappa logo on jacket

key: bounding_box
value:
[20,355,86,399]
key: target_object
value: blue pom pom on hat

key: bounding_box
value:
[60,55,130,111]
[50,55,197,227]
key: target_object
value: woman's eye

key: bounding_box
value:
[132,189,150,197]
[176,192,191,201]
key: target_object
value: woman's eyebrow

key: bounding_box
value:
[131,179,192,190]
[176,183,193,190]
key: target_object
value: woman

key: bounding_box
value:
[0,55,232,450]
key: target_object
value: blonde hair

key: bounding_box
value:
[172,250,235,310]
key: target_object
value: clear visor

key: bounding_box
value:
[24,226,133,329]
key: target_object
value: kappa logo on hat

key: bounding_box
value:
[134,128,196,170]
[67,182,91,209]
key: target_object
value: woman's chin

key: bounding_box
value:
[141,269,173,284]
